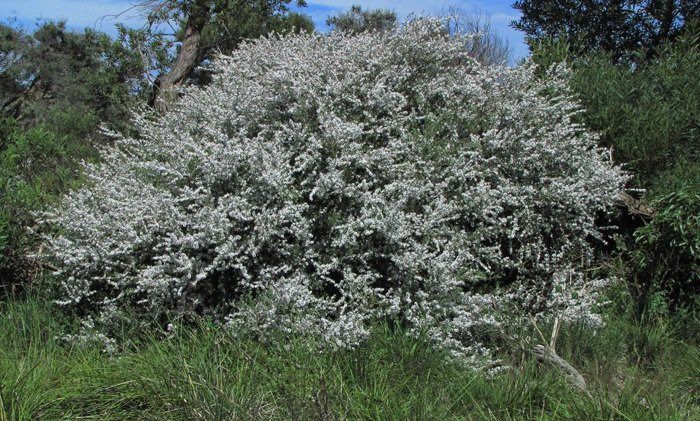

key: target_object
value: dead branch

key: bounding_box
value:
[532,345,588,391]
[531,316,589,394]
[617,191,654,217]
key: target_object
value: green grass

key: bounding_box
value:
[1,298,698,420]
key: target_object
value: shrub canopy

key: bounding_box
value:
[43,20,625,365]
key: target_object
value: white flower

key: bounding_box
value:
[42,19,626,367]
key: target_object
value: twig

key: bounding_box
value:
[530,317,547,345]
[549,316,561,353]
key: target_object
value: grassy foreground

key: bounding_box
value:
[1,298,698,420]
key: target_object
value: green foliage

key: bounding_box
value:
[269,11,315,35]
[0,20,151,291]
[0,21,148,128]
[528,36,572,71]
[573,37,699,188]
[530,22,700,323]
[193,1,315,61]
[326,5,397,34]
[0,117,18,150]
[115,23,174,82]
[0,112,98,293]
[512,0,699,61]
[570,30,699,319]
[1,298,698,419]
[632,181,700,321]
[529,27,700,190]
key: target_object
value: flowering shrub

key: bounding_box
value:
[42,20,626,365]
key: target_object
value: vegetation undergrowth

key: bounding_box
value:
[1,296,698,420]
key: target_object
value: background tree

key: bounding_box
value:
[0,21,146,127]
[326,4,397,34]
[441,7,512,65]
[512,0,700,60]
[134,0,312,112]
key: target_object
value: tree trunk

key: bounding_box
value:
[150,2,210,113]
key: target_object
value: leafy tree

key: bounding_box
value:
[512,0,700,60]
[326,5,397,34]
[133,0,313,112]
[0,21,147,128]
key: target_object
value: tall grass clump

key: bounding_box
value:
[2,299,699,419]
[41,19,626,366]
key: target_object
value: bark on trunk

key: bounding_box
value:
[150,1,210,113]
[151,25,202,113]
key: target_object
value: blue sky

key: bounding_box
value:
[1,0,528,60]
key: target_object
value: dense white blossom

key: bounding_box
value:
[42,19,626,366]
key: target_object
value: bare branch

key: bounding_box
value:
[440,6,512,65]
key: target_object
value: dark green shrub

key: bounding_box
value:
[532,26,699,189]
[0,20,150,293]
[632,181,699,316]
[0,21,147,128]
[0,113,98,293]
[573,31,698,190]
[531,25,700,321]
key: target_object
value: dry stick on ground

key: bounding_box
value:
[532,344,588,392]
[617,191,654,217]
[531,317,589,393]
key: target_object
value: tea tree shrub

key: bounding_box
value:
[43,20,625,366]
